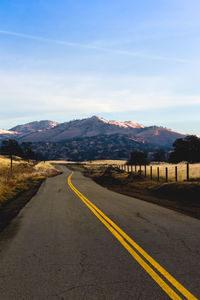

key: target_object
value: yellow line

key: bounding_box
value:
[68,172,198,300]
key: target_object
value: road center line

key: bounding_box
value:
[68,172,198,300]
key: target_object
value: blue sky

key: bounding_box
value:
[0,0,200,135]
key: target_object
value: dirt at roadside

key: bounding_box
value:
[69,164,200,220]
[0,179,44,232]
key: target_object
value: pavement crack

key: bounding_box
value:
[136,212,200,257]
[57,280,129,297]
[79,251,88,277]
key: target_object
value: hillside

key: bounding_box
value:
[0,129,20,142]
[10,120,59,135]
[31,134,166,161]
[18,116,184,147]
[0,116,185,148]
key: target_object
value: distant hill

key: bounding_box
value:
[10,120,59,135]
[0,129,20,142]
[17,116,184,147]
[31,134,164,161]
[0,116,184,149]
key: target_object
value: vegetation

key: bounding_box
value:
[127,151,149,165]
[0,155,59,204]
[152,149,167,162]
[169,135,200,163]
[30,134,165,161]
[138,162,200,181]
[0,140,35,169]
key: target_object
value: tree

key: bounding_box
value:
[152,149,167,162]
[0,140,36,168]
[127,151,149,165]
[169,135,200,163]
[21,142,35,162]
[0,139,24,169]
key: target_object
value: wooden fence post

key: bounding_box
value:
[135,165,137,172]
[145,165,146,177]
[131,165,133,173]
[186,163,189,181]
[157,167,160,181]
[165,167,168,182]
[150,166,152,180]
[175,166,178,181]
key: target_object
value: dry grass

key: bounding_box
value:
[132,163,200,181]
[58,159,200,182]
[0,156,60,204]
[82,159,127,165]
[49,159,127,165]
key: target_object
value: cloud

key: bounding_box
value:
[0,71,200,119]
[0,29,197,64]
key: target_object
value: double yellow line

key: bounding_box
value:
[68,172,198,300]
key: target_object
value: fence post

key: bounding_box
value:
[150,166,152,180]
[128,165,130,173]
[135,165,137,172]
[145,165,146,177]
[186,163,189,181]
[157,167,160,181]
[131,165,133,173]
[140,165,141,174]
[175,166,178,181]
[165,167,168,183]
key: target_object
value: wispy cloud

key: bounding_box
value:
[0,70,200,117]
[0,29,197,64]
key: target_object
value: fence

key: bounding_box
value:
[117,163,200,182]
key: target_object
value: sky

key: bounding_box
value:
[0,0,200,135]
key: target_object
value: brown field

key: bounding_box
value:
[124,163,200,181]
[0,155,59,204]
[51,159,200,181]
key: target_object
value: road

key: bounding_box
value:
[0,165,199,299]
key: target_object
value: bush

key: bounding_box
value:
[127,151,149,165]
[169,135,200,163]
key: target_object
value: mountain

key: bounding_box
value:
[10,120,59,135]
[0,129,20,142]
[31,134,162,161]
[0,116,184,148]
[18,116,184,147]
[19,116,145,143]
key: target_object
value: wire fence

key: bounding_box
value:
[117,163,200,182]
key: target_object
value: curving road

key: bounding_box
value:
[0,165,199,299]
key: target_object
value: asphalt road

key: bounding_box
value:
[0,165,199,299]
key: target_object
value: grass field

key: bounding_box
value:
[52,159,200,181]
[128,163,200,181]
[69,159,200,181]
[0,155,59,204]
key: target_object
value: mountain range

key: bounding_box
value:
[0,116,184,147]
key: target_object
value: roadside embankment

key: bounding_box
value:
[0,156,61,231]
[69,163,200,219]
